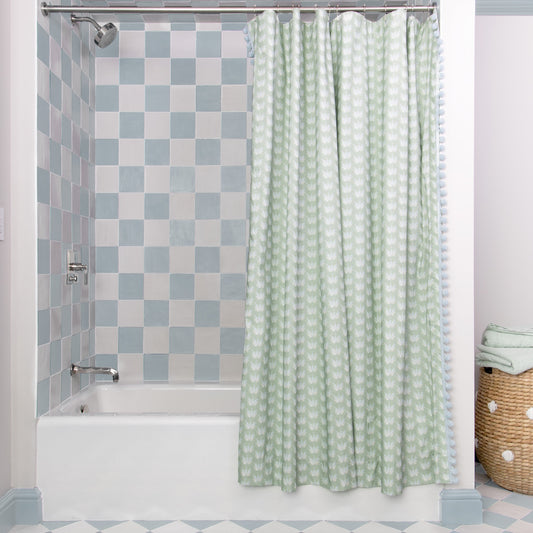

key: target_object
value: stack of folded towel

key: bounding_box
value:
[476,323,533,375]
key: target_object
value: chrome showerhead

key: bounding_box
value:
[71,14,117,48]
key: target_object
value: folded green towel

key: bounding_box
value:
[482,323,533,348]
[477,323,533,374]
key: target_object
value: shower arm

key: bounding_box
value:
[41,2,437,16]
[70,14,102,31]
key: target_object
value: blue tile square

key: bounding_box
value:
[79,189,89,216]
[221,220,245,245]
[195,301,220,327]
[170,220,195,246]
[37,167,50,205]
[196,193,220,220]
[71,94,80,124]
[170,112,195,139]
[96,247,119,273]
[504,494,533,509]
[50,208,61,241]
[81,73,90,104]
[195,354,219,382]
[81,301,89,330]
[95,139,119,165]
[61,305,71,338]
[50,140,61,175]
[196,86,221,112]
[482,512,515,529]
[60,368,71,402]
[95,193,119,219]
[61,179,71,211]
[50,340,61,375]
[50,274,62,307]
[196,139,220,165]
[222,58,247,85]
[195,247,220,273]
[37,96,49,135]
[170,327,194,354]
[37,24,49,66]
[145,193,169,219]
[221,328,245,354]
[119,273,144,300]
[197,32,221,57]
[38,309,50,346]
[120,58,145,84]
[95,300,118,327]
[36,378,50,416]
[119,220,144,246]
[50,72,62,110]
[61,115,71,148]
[221,166,246,192]
[222,112,247,139]
[71,34,80,66]
[170,167,195,192]
[61,50,72,87]
[145,139,170,165]
[221,274,246,300]
[80,130,90,161]
[146,31,170,57]
[96,85,119,112]
[119,166,144,192]
[144,354,169,381]
[38,239,50,275]
[171,58,196,85]
[170,273,194,300]
[118,327,143,353]
[146,85,170,112]
[120,112,145,138]
[145,247,170,273]
[145,300,169,327]
[71,333,81,364]
[49,14,61,44]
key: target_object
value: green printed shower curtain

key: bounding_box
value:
[238,9,453,496]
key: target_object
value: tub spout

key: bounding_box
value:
[71,364,119,382]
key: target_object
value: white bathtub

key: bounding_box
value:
[36,384,443,521]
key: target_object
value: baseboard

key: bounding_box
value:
[0,488,42,533]
[441,488,483,526]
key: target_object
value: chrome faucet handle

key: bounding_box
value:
[67,262,88,285]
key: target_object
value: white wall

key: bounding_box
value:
[475,17,533,345]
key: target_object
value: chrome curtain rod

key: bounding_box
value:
[41,2,436,16]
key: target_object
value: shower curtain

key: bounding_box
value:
[238,8,454,496]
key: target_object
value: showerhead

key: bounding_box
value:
[71,14,117,49]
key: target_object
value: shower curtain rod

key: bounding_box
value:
[41,2,436,16]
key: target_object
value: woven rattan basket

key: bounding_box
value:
[475,367,533,494]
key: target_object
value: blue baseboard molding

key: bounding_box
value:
[0,488,42,533]
[441,488,483,527]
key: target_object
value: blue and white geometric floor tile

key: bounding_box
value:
[9,465,533,533]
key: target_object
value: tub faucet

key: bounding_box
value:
[71,363,119,382]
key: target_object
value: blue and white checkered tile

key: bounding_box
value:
[9,466,533,533]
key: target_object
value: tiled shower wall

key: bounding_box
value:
[36,9,96,415]
[93,20,251,383]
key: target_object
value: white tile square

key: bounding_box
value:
[170,86,196,112]
[487,500,531,520]
[455,524,503,533]
[507,520,533,533]
[118,353,144,383]
[50,373,61,409]
[220,139,247,166]
[95,273,119,300]
[220,300,245,327]
[145,58,171,85]
[202,522,248,533]
[354,524,403,533]
[37,60,50,101]
[119,192,145,219]
[37,131,50,170]
[170,300,195,327]
[169,192,195,219]
[169,354,195,383]
[105,521,149,533]
[95,326,119,354]
[145,111,171,139]
[220,192,247,219]
[144,220,170,246]
[119,299,144,327]
[221,85,248,112]
[220,246,247,273]
[196,21,221,32]
[119,85,146,112]
[96,112,120,139]
[220,355,243,382]
[404,523,453,533]
[96,57,120,85]
[195,166,221,193]
[119,246,145,273]
[145,21,171,31]
[171,31,196,57]
[96,166,120,193]
[170,139,196,166]
[38,275,50,311]
[38,203,50,240]
[144,273,170,300]
[119,31,146,57]
[72,62,82,97]
[196,112,221,139]
[95,219,119,246]
[144,326,169,353]
[119,139,146,166]
[145,165,171,192]
[62,87,72,120]
[50,106,61,143]
[194,327,220,354]
[195,273,220,300]
[196,58,222,85]
[195,220,221,246]
[169,246,195,274]
[49,38,61,78]
[222,31,248,58]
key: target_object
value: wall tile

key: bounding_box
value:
[171,58,196,85]
[195,354,219,382]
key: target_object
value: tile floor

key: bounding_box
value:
[9,465,533,533]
